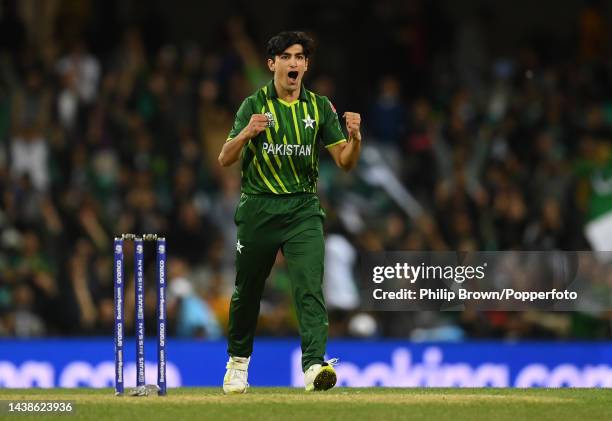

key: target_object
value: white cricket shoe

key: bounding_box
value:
[223,356,250,394]
[304,358,338,391]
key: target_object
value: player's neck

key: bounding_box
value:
[274,79,300,103]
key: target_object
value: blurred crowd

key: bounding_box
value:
[0,0,611,340]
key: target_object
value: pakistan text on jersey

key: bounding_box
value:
[262,143,313,157]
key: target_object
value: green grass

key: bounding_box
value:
[0,387,610,420]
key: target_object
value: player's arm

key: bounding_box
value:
[327,112,362,171]
[218,114,269,167]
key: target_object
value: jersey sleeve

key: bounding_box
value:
[320,97,347,148]
[227,97,253,141]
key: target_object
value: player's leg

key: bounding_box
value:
[227,198,279,358]
[226,240,278,356]
[225,195,279,393]
[282,212,336,390]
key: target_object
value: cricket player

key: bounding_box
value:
[218,31,361,393]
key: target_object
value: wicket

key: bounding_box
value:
[113,234,167,396]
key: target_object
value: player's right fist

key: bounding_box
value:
[242,114,269,139]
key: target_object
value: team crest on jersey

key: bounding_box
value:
[264,112,276,128]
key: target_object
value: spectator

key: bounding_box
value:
[167,257,221,339]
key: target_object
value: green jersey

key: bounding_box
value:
[227,80,346,194]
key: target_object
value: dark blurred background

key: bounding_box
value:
[0,0,611,341]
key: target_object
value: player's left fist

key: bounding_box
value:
[343,112,361,142]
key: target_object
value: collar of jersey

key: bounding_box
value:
[265,79,309,106]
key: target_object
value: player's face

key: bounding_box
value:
[268,44,309,92]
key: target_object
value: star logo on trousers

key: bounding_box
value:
[303,115,315,129]
[236,240,244,254]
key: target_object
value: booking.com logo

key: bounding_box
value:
[0,361,181,387]
[291,347,612,387]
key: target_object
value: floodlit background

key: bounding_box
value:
[0,0,611,388]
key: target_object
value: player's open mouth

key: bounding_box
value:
[288,71,298,82]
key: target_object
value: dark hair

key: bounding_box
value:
[266,31,314,60]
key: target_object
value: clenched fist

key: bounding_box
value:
[343,112,361,142]
[242,114,270,139]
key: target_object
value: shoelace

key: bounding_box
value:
[227,358,250,371]
[226,367,249,388]
[326,358,339,367]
